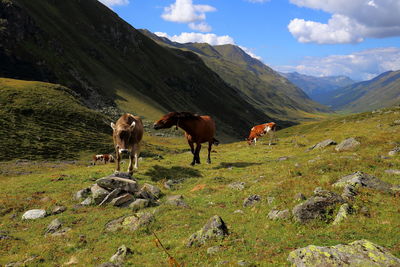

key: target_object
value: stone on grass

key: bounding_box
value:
[333,171,397,193]
[360,206,371,217]
[111,172,135,180]
[385,169,400,175]
[110,193,134,207]
[81,197,93,206]
[335,138,360,152]
[98,189,122,206]
[332,203,353,225]
[268,209,290,220]
[129,199,150,211]
[341,184,358,201]
[294,193,306,201]
[288,239,400,267]
[51,206,66,215]
[237,260,255,266]
[292,188,344,224]
[243,195,261,207]
[91,184,110,205]
[97,263,120,267]
[187,215,229,247]
[96,177,138,193]
[165,195,189,208]
[164,179,183,190]
[110,245,133,264]
[228,182,245,191]
[74,188,90,201]
[45,218,62,234]
[141,183,161,199]
[388,147,400,156]
[207,246,222,255]
[105,212,154,232]
[22,209,47,220]
[308,139,337,151]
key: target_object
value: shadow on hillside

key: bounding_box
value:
[144,165,202,182]
[213,162,262,169]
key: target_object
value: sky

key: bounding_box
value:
[98,0,400,81]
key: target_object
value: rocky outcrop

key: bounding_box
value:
[288,240,400,266]
[105,212,154,232]
[335,138,360,152]
[187,215,229,247]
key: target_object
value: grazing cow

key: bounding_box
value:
[247,122,276,146]
[111,113,143,174]
[92,154,115,165]
[153,112,219,166]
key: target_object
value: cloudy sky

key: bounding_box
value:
[99,0,400,81]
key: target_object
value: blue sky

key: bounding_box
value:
[100,0,400,81]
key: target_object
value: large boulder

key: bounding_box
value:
[335,138,360,152]
[96,177,139,193]
[288,239,400,266]
[187,215,229,247]
[308,139,337,151]
[104,212,154,232]
[22,209,47,220]
[292,188,344,224]
[74,188,91,201]
[333,171,397,194]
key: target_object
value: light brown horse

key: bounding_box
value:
[153,112,219,166]
[111,113,143,174]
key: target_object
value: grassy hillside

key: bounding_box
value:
[0,78,112,160]
[140,30,329,123]
[281,72,355,103]
[321,70,400,112]
[1,0,276,140]
[1,106,399,266]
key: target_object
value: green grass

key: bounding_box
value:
[1,106,400,266]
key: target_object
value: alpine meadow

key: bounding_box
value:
[1,0,400,266]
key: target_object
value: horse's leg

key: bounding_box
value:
[254,138,257,145]
[128,151,134,175]
[133,144,140,169]
[207,141,212,164]
[269,131,274,146]
[188,140,196,166]
[195,143,201,164]
[115,148,120,172]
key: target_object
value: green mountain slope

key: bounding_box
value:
[322,70,400,112]
[281,72,355,103]
[0,0,273,140]
[140,30,329,123]
[0,78,112,160]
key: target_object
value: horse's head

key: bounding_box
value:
[153,112,179,130]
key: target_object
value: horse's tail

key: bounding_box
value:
[213,138,220,146]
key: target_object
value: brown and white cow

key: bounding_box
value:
[111,113,143,174]
[247,122,276,146]
[92,154,115,165]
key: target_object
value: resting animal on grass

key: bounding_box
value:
[111,113,143,174]
[153,111,219,166]
[247,122,276,146]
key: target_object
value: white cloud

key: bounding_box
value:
[189,22,212,32]
[98,0,129,7]
[275,47,400,80]
[154,32,263,60]
[288,0,400,44]
[161,0,216,32]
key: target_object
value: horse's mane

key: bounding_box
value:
[175,111,201,120]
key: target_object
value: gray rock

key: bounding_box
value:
[110,245,133,264]
[234,209,244,214]
[51,206,67,215]
[332,203,353,225]
[97,263,120,267]
[388,147,400,156]
[51,227,71,236]
[308,139,337,150]
[129,199,150,211]
[22,209,47,220]
[81,197,93,206]
[135,189,157,202]
[268,209,290,220]
[91,184,110,205]
[110,193,134,207]
[335,138,360,152]
[392,120,400,125]
[207,245,222,255]
[165,195,189,208]
[237,260,255,267]
[243,195,261,207]
[359,206,371,217]
[333,171,397,193]
[287,239,400,266]
[294,193,306,201]
[105,212,154,232]
[111,172,135,180]
[228,182,246,191]
[341,184,358,201]
[385,169,400,175]
[187,215,229,247]
[163,179,183,190]
[98,189,122,206]
[96,177,138,193]
[141,183,161,199]
[45,218,62,234]
[278,156,289,161]
[74,188,91,201]
[292,188,344,224]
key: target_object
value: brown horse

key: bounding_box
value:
[153,112,219,166]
